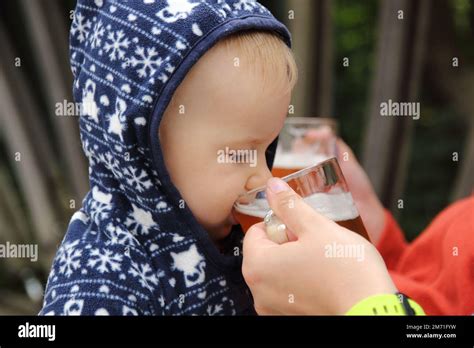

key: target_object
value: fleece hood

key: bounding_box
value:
[40,0,291,316]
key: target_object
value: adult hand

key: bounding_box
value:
[242,177,397,315]
[335,138,386,244]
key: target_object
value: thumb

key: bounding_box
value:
[265,177,331,239]
[243,222,277,258]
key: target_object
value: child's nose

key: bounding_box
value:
[245,165,273,192]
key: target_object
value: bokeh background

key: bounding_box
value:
[0,0,472,314]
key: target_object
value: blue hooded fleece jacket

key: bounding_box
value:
[39,0,291,316]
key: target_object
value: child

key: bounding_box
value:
[39,0,297,315]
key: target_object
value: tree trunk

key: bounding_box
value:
[426,0,474,201]
[19,0,89,201]
[362,0,430,214]
[287,0,333,117]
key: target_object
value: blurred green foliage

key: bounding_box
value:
[332,0,470,240]
[333,0,378,156]
[402,90,467,240]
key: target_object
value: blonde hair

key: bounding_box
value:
[217,30,298,94]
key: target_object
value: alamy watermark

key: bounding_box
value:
[217,147,257,167]
[324,242,365,262]
[55,99,96,117]
[380,99,420,120]
[18,322,55,341]
[0,241,38,262]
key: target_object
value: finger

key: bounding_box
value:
[303,126,333,144]
[243,222,277,255]
[336,138,368,179]
[336,137,357,162]
[265,177,332,239]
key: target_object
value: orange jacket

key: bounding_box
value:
[376,195,474,315]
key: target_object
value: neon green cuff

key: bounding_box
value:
[346,294,425,316]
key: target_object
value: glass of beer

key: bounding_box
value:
[272,117,338,178]
[234,157,370,242]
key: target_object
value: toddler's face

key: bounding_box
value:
[160,41,291,242]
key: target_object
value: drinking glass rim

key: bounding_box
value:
[284,116,338,128]
[235,156,339,200]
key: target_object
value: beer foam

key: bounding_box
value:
[303,191,359,222]
[235,191,358,222]
[273,152,329,169]
[234,198,269,218]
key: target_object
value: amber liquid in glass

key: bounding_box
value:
[271,167,301,178]
[234,196,370,241]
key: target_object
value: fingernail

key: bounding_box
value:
[268,177,289,193]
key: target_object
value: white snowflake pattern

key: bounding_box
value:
[206,303,223,315]
[234,0,254,10]
[105,223,137,246]
[57,240,82,278]
[90,186,113,223]
[125,203,158,235]
[126,46,164,78]
[104,30,130,61]
[87,247,123,273]
[158,295,165,308]
[82,139,96,167]
[214,0,231,17]
[71,12,92,43]
[89,20,105,49]
[97,151,122,178]
[90,199,112,222]
[123,166,153,193]
[128,261,164,291]
[233,0,265,12]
